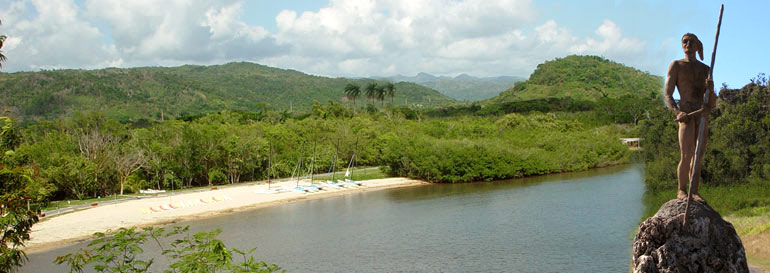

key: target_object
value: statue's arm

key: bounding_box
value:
[706,66,717,109]
[664,61,681,115]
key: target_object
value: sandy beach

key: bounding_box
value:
[24,177,428,253]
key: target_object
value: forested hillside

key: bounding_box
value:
[490,55,662,103]
[0,62,454,122]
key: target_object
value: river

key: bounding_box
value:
[22,164,645,272]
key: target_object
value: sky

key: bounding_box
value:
[0,0,768,89]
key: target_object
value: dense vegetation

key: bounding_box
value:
[4,105,631,201]
[490,55,662,103]
[0,62,454,122]
[380,112,629,182]
[1,117,46,272]
[641,74,770,217]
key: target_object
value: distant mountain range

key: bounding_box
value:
[0,62,455,122]
[373,73,526,101]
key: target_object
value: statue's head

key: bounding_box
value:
[681,33,703,60]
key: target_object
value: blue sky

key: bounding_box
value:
[1,0,767,89]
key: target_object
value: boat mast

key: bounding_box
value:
[351,136,359,180]
[332,138,340,181]
[309,138,317,184]
[295,141,305,187]
[267,140,272,190]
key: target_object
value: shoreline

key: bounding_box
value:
[24,177,429,254]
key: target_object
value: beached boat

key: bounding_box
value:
[293,186,310,193]
[322,181,344,188]
[342,153,363,186]
[254,187,287,194]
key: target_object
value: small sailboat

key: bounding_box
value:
[303,139,326,191]
[343,153,362,187]
[256,140,286,194]
[290,144,312,193]
[324,143,347,188]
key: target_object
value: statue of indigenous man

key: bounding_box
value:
[664,33,717,203]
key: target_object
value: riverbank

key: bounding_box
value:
[24,177,428,254]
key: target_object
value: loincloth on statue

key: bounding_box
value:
[678,100,703,113]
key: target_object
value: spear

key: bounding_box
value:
[684,4,723,228]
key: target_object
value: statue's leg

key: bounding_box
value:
[678,119,697,200]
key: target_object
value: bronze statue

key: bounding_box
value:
[664,33,717,203]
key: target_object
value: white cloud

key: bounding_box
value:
[569,19,645,57]
[0,0,118,71]
[270,0,539,77]
[0,0,660,78]
[83,0,286,65]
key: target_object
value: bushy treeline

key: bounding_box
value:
[380,112,630,182]
[427,94,657,127]
[5,101,632,200]
[9,109,383,200]
[642,74,770,191]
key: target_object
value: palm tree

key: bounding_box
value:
[385,82,396,105]
[344,83,361,112]
[364,83,377,104]
[375,85,386,106]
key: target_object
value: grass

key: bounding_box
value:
[348,167,390,181]
[44,194,142,211]
[641,179,770,219]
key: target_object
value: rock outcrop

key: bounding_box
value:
[633,199,749,273]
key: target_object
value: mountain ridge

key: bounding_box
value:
[373,72,525,101]
[0,62,455,122]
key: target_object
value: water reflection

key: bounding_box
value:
[23,164,644,273]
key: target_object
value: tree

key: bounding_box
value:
[375,85,386,106]
[343,83,361,113]
[385,82,396,105]
[77,130,117,195]
[114,142,145,195]
[1,117,45,272]
[364,83,377,104]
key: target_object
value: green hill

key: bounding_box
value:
[489,55,663,103]
[0,62,454,122]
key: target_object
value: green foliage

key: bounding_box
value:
[55,226,282,273]
[11,100,637,199]
[207,169,227,186]
[379,113,630,183]
[489,55,662,103]
[1,116,47,272]
[0,63,453,121]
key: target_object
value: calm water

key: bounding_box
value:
[23,164,645,272]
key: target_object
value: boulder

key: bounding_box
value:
[633,199,749,273]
